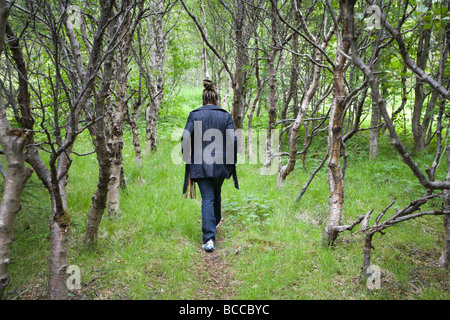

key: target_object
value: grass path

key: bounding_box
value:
[193,216,236,300]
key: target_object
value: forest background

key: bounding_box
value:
[0,0,449,300]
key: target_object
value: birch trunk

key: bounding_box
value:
[276,2,335,187]
[247,42,263,163]
[439,145,450,267]
[412,2,432,153]
[262,1,278,171]
[230,0,247,130]
[222,73,232,111]
[369,59,381,159]
[0,103,33,299]
[276,51,321,186]
[129,100,142,167]
[438,8,450,266]
[108,61,127,217]
[200,0,209,79]
[108,0,137,217]
[128,24,143,166]
[369,97,380,159]
[84,19,117,245]
[48,193,69,300]
[321,0,352,246]
[146,1,165,153]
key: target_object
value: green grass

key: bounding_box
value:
[3,93,450,300]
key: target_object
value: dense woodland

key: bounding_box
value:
[0,0,449,300]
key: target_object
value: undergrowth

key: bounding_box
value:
[2,86,449,300]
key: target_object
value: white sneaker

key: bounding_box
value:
[202,239,214,252]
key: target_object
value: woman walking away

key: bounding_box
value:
[182,79,239,252]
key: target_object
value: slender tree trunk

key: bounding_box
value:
[439,145,450,268]
[231,0,247,130]
[222,73,232,111]
[84,18,117,245]
[281,7,300,144]
[322,0,352,246]
[108,53,128,217]
[263,1,278,171]
[145,100,156,153]
[129,100,142,167]
[200,0,209,79]
[146,1,165,153]
[438,7,450,265]
[363,233,375,273]
[276,51,321,186]
[85,127,112,244]
[128,24,144,166]
[153,0,165,146]
[389,66,408,135]
[0,103,33,299]
[412,0,432,153]
[277,2,335,187]
[369,87,380,159]
[48,194,69,300]
[108,0,140,217]
[247,41,263,164]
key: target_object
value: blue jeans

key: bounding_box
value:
[196,178,224,244]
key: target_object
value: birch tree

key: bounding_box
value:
[3,0,119,298]
[275,0,336,187]
[144,0,167,154]
[108,0,144,218]
[0,0,34,299]
[321,0,353,246]
[348,0,450,266]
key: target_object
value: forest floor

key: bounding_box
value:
[3,91,450,299]
[4,132,450,301]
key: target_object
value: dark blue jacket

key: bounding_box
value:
[182,105,239,194]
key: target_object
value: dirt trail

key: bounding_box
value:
[195,217,236,300]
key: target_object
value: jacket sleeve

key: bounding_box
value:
[181,113,194,164]
[226,115,237,165]
[226,115,239,190]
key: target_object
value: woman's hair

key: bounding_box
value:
[202,79,218,106]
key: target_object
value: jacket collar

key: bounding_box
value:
[191,105,227,112]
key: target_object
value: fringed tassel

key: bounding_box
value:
[183,173,196,199]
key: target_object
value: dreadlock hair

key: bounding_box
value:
[202,79,218,106]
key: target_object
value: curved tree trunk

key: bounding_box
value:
[84,18,117,245]
[276,1,335,187]
[321,0,352,246]
[0,104,33,299]
[0,13,33,299]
